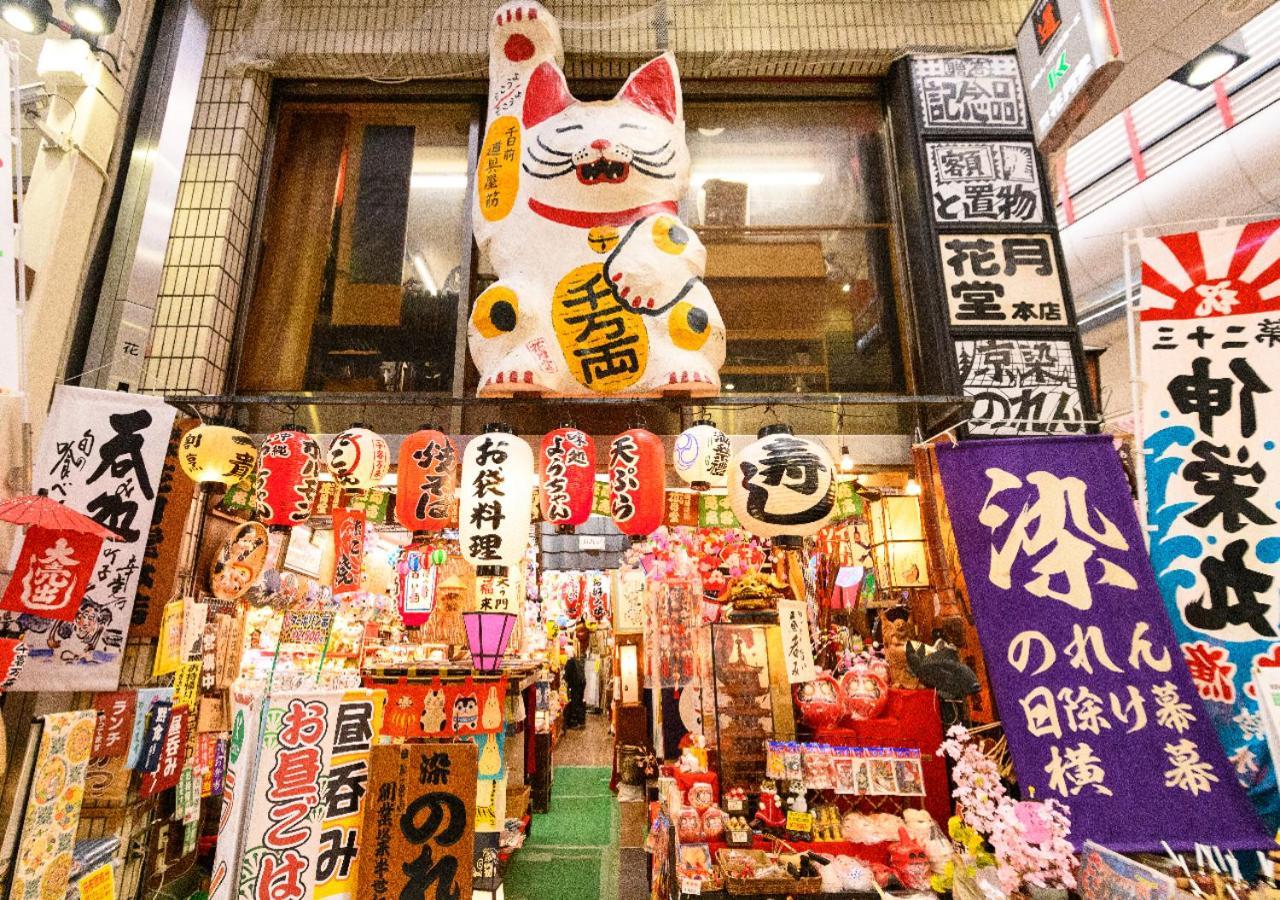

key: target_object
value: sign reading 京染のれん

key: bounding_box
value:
[2,386,177,690]
[936,435,1271,851]
[1139,219,1280,816]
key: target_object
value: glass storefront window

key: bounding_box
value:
[236,102,473,394]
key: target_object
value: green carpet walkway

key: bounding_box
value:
[503,766,619,900]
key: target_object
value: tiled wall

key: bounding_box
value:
[141,0,1025,397]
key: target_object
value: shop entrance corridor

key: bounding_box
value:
[505,715,620,900]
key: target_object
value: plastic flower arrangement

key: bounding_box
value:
[939,725,1077,894]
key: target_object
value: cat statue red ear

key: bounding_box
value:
[470,0,725,398]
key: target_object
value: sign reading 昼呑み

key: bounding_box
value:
[1139,219,1280,811]
[1,386,177,690]
[937,435,1270,851]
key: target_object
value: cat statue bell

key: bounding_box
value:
[471,1,725,397]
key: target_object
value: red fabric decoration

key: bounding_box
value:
[609,428,665,538]
[539,427,596,529]
[396,429,458,533]
[0,526,102,621]
[254,428,321,527]
[331,507,367,594]
[523,61,574,128]
[371,676,507,740]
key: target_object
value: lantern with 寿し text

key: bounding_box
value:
[178,424,258,486]
[673,419,730,491]
[729,424,836,547]
[609,428,665,540]
[326,424,390,490]
[254,426,321,528]
[396,426,458,537]
[868,493,929,588]
[539,426,595,532]
[459,425,534,577]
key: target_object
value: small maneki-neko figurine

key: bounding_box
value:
[752,779,787,832]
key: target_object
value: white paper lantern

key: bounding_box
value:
[326,425,390,490]
[728,424,836,546]
[672,419,730,491]
[459,425,534,576]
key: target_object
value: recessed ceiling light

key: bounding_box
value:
[1170,45,1247,88]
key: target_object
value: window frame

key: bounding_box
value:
[228,78,914,419]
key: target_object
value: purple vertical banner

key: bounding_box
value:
[936,435,1271,851]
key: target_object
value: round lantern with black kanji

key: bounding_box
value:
[672,419,730,491]
[608,428,665,540]
[539,426,596,532]
[396,426,458,537]
[728,424,836,546]
[178,424,258,486]
[459,425,534,576]
[326,424,391,490]
[253,426,321,528]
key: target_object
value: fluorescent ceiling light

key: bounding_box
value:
[411,253,438,294]
[410,173,468,189]
[691,169,824,187]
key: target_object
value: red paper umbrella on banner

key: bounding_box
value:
[608,428,665,540]
[0,490,123,539]
[396,425,459,538]
[0,489,123,623]
[254,425,321,529]
[539,425,595,532]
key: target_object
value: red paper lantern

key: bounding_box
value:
[254,426,321,528]
[396,427,458,536]
[539,426,595,531]
[608,428,664,539]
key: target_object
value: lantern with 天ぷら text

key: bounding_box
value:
[254,425,321,528]
[326,424,390,490]
[673,419,730,491]
[729,424,835,547]
[396,426,458,537]
[459,425,534,577]
[609,428,665,540]
[539,426,595,532]
[177,424,257,486]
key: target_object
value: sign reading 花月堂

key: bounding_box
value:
[1015,0,1124,152]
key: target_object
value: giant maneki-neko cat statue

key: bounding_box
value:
[469,0,725,397]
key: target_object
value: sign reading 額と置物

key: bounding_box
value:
[936,435,1270,851]
[926,141,1044,225]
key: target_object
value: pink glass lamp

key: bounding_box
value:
[463,611,516,671]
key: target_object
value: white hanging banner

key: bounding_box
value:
[778,599,817,683]
[0,44,19,394]
[3,386,177,689]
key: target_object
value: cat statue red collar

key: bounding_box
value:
[470,1,725,397]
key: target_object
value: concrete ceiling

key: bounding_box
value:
[1069,0,1271,141]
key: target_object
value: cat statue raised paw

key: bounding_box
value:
[470,1,725,397]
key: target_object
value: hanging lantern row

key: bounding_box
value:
[183,419,848,547]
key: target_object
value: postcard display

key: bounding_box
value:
[886,54,1093,437]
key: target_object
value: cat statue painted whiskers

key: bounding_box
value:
[471,1,725,397]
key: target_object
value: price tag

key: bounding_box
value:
[729,829,750,844]
[78,865,115,900]
[785,810,814,834]
[680,876,702,895]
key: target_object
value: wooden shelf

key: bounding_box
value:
[720,365,828,376]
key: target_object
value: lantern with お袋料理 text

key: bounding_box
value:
[459,425,534,578]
